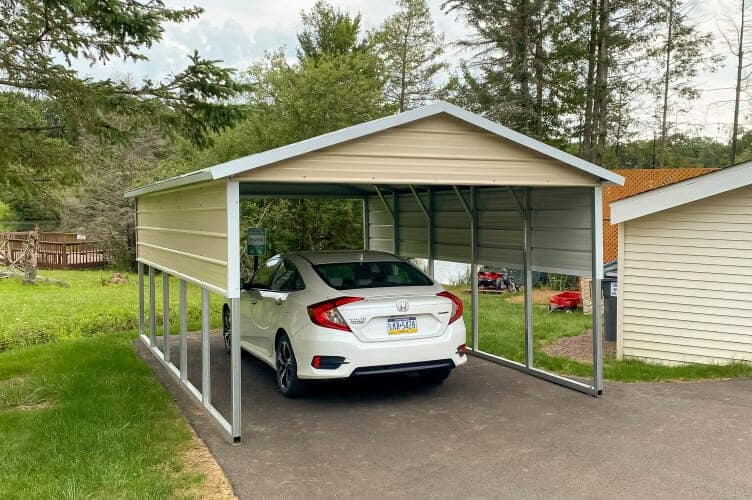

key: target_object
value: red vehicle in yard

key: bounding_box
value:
[477,270,518,292]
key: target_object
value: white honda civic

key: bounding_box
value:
[222,250,467,397]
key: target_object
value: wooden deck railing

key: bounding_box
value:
[0,232,106,269]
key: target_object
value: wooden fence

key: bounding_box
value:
[0,232,106,269]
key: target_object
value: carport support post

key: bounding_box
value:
[362,196,370,250]
[392,192,399,255]
[470,187,479,351]
[230,297,241,443]
[591,185,604,395]
[162,272,170,362]
[179,279,188,382]
[138,262,144,338]
[427,188,435,278]
[523,189,534,368]
[201,288,211,405]
[149,266,156,347]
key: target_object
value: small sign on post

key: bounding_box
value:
[246,227,266,272]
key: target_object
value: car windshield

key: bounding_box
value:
[313,261,433,290]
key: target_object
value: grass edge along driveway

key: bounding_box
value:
[0,334,208,499]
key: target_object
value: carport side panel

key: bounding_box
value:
[135,179,229,295]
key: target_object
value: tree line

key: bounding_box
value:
[1,0,749,268]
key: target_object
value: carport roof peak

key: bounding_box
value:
[125,101,624,197]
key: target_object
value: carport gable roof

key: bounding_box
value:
[125,101,624,197]
[610,161,752,224]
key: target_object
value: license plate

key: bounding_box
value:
[387,316,418,335]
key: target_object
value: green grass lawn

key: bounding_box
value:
[0,334,202,498]
[0,270,223,351]
[452,288,752,382]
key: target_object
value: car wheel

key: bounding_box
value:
[275,334,305,397]
[222,305,231,354]
[420,367,452,385]
[494,277,504,290]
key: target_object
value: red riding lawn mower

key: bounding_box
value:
[477,270,518,292]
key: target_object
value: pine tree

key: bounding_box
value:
[374,0,447,111]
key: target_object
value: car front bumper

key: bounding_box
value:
[291,322,467,380]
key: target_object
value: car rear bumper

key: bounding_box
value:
[291,322,467,379]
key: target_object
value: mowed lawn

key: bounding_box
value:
[0,270,227,498]
[0,335,202,498]
[452,287,752,382]
[0,270,224,351]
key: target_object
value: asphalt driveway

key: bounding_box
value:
[137,333,752,498]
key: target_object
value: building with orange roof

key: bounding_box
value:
[602,168,716,262]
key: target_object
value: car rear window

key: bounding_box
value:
[313,261,433,290]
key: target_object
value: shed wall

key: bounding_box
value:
[231,114,599,187]
[618,185,752,365]
[136,180,229,294]
[369,186,594,276]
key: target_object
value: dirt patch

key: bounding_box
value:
[2,401,55,412]
[542,330,615,364]
[506,288,561,305]
[181,428,236,499]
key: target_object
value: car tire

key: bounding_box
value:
[420,367,452,385]
[222,305,231,354]
[275,334,305,397]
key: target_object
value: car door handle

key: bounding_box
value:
[274,298,283,306]
[250,299,258,305]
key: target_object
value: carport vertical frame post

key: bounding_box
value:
[591,185,604,395]
[226,180,242,443]
[138,262,145,338]
[179,279,188,382]
[362,196,370,250]
[470,187,479,351]
[427,188,435,278]
[162,273,170,362]
[392,192,400,255]
[523,188,534,368]
[201,288,211,405]
[149,266,156,347]
[230,297,242,442]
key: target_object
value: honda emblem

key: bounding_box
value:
[396,299,409,312]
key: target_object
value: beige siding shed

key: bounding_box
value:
[612,165,752,366]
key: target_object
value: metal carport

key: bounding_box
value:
[125,101,624,442]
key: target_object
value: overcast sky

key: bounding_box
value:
[75,0,744,141]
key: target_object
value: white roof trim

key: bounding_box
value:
[125,169,214,197]
[126,101,623,197]
[610,161,752,224]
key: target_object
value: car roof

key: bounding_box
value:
[286,250,402,266]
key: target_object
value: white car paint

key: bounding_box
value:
[232,250,467,380]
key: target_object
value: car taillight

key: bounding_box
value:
[307,296,364,331]
[437,291,463,324]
